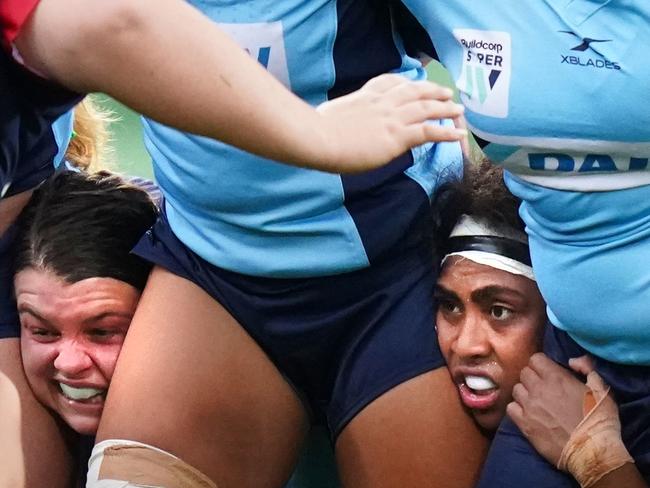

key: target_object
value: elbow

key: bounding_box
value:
[16,0,151,91]
[66,0,149,89]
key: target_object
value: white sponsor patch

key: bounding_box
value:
[219,22,291,88]
[454,29,511,118]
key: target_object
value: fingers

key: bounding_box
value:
[398,99,465,126]
[519,363,541,389]
[585,371,609,400]
[527,354,589,392]
[568,355,595,376]
[384,79,464,127]
[511,382,529,406]
[403,122,467,149]
[387,99,468,151]
[506,401,524,426]
[526,352,558,376]
[383,78,456,104]
[453,114,468,130]
[453,115,471,158]
[364,74,455,101]
[527,352,582,382]
[362,73,410,92]
[506,400,539,452]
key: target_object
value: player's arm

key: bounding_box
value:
[0,341,73,488]
[0,371,24,487]
[14,0,465,174]
[508,354,646,488]
[590,464,647,488]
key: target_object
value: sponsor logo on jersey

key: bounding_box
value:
[528,153,647,173]
[558,31,621,70]
[218,22,292,87]
[454,29,511,118]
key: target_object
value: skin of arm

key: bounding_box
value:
[508,353,647,488]
[15,0,466,174]
[0,370,24,488]
[0,340,73,488]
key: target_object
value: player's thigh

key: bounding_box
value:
[96,266,308,488]
[335,368,488,488]
[0,338,72,488]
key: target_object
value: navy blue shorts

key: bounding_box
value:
[477,325,650,487]
[132,204,445,438]
[0,224,19,339]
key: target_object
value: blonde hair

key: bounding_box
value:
[64,96,116,172]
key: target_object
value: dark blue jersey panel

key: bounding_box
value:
[341,151,432,264]
[0,223,19,338]
[328,0,403,98]
[331,0,432,264]
[0,49,81,198]
[392,1,438,61]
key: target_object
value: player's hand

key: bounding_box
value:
[506,353,587,466]
[315,74,466,173]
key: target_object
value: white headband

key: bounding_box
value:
[442,214,535,281]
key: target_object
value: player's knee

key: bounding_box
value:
[86,439,216,488]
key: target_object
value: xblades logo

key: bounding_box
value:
[559,31,611,51]
[558,30,620,70]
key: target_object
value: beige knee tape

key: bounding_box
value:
[557,371,634,488]
[86,440,217,488]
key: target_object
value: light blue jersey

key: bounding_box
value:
[400,1,650,364]
[52,110,74,169]
[143,0,461,278]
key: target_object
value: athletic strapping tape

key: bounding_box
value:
[442,214,534,281]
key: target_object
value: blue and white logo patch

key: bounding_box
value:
[454,29,511,118]
[219,22,292,88]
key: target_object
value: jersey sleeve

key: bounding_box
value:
[0,48,81,198]
[0,0,40,48]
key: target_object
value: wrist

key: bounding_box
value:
[561,434,633,487]
[557,381,633,488]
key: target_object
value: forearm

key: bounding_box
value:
[592,463,647,488]
[0,340,73,488]
[16,0,331,168]
[0,371,24,487]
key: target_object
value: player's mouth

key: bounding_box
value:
[456,373,499,410]
[58,382,106,405]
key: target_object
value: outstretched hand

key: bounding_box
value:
[315,74,466,173]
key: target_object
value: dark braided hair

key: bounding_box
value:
[432,158,524,253]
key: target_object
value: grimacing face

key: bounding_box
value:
[16,268,139,436]
[434,256,547,432]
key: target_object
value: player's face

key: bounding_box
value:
[16,268,139,435]
[435,256,546,432]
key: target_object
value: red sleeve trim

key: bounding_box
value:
[0,0,40,45]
